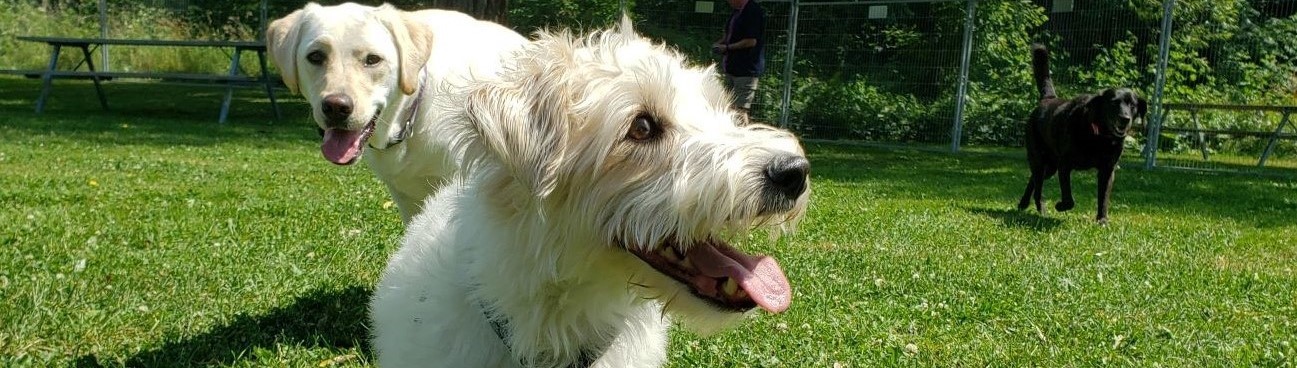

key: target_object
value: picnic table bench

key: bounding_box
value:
[9,36,282,123]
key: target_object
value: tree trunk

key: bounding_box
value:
[429,0,509,25]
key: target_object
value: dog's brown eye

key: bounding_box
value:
[627,114,660,142]
[306,50,325,65]
[364,54,383,66]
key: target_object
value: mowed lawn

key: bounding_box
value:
[1,77,1295,367]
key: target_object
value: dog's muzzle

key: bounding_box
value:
[761,154,810,213]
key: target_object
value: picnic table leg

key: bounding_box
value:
[219,48,243,124]
[1258,111,1291,168]
[256,49,281,120]
[35,45,62,113]
[80,45,109,110]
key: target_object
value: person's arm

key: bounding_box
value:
[713,29,729,53]
[723,38,757,51]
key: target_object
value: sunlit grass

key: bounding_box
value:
[1,77,1294,367]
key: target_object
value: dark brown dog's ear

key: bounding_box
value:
[1083,91,1109,117]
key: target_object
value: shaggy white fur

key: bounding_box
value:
[266,3,527,223]
[370,20,811,368]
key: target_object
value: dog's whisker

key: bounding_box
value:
[659,290,681,322]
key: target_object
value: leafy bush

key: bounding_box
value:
[793,76,943,141]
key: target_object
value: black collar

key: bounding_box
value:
[479,300,609,368]
[369,81,426,150]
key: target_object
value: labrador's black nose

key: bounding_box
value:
[764,155,810,199]
[321,94,354,125]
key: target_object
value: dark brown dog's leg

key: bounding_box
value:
[1032,166,1054,213]
[1095,166,1116,224]
[1018,170,1039,211]
[1055,167,1075,212]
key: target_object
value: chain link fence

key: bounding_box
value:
[3,0,1295,174]
[1142,0,1297,173]
[639,0,1297,175]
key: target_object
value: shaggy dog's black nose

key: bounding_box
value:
[322,94,354,124]
[764,155,810,199]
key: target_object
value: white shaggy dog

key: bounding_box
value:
[266,3,527,223]
[370,20,812,368]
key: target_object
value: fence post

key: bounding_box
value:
[260,0,269,39]
[1144,0,1175,170]
[950,0,977,153]
[778,0,800,129]
[98,0,109,72]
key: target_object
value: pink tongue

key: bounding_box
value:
[688,243,792,313]
[321,129,363,165]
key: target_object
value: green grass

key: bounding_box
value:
[1,76,1295,367]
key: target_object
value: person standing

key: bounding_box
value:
[713,0,766,125]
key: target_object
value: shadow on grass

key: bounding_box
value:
[0,76,316,147]
[964,206,1064,231]
[73,286,372,367]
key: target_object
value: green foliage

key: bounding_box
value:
[795,76,944,141]
[0,0,99,70]
[1077,35,1143,91]
[962,0,1048,146]
[510,0,631,35]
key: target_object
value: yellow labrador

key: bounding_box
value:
[267,2,526,223]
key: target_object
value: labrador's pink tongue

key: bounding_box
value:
[688,243,792,313]
[322,129,363,165]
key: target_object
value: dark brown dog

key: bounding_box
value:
[1018,43,1146,224]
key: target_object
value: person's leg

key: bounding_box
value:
[729,76,759,125]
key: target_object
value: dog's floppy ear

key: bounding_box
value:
[1084,88,1117,116]
[376,4,434,95]
[1100,88,1118,100]
[265,5,315,94]
[463,81,567,198]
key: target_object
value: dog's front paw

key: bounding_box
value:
[1054,200,1074,212]
[1096,217,1109,225]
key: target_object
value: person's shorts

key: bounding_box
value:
[724,75,759,110]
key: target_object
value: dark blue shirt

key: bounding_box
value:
[723,0,766,77]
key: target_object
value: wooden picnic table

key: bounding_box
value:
[14,36,282,123]
[1158,103,1296,168]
